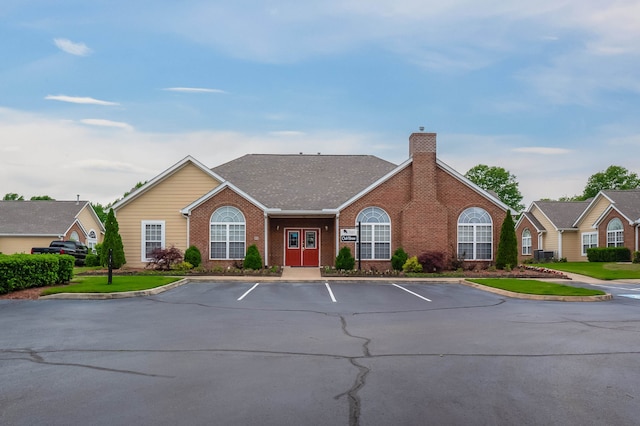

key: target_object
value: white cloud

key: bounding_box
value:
[269,131,306,137]
[53,38,92,56]
[80,119,133,131]
[163,87,227,94]
[45,95,119,106]
[512,147,571,155]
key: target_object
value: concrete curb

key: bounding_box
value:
[459,279,612,302]
[39,278,191,300]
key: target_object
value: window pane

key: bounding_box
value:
[360,226,372,243]
[374,243,390,259]
[476,243,492,260]
[211,242,226,259]
[360,243,372,260]
[211,224,226,241]
[458,243,473,259]
[229,242,245,259]
[145,241,161,258]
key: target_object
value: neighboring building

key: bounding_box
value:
[516,189,640,262]
[112,132,510,269]
[0,200,105,254]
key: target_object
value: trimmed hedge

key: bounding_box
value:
[586,247,631,262]
[0,254,74,294]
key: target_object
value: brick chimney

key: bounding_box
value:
[408,132,437,201]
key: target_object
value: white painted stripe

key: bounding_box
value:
[392,283,432,302]
[237,283,260,301]
[325,282,337,303]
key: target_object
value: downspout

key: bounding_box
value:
[635,223,639,252]
[335,213,340,260]
[264,213,269,267]
[185,213,190,248]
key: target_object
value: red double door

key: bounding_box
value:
[285,228,319,267]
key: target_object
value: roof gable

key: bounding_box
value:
[212,154,397,211]
[515,211,546,232]
[112,156,225,210]
[531,200,590,230]
[0,201,91,236]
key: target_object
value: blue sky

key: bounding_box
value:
[2,1,639,208]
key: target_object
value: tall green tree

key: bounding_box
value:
[3,193,24,200]
[581,165,640,200]
[100,209,126,269]
[91,203,109,223]
[496,210,518,270]
[465,164,524,212]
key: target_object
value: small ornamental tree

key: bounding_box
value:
[391,247,408,271]
[335,246,355,270]
[417,250,447,273]
[496,210,518,270]
[243,244,263,270]
[148,246,184,270]
[184,245,202,268]
[100,209,126,269]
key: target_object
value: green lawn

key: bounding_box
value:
[41,276,181,295]
[530,262,640,280]
[468,278,605,296]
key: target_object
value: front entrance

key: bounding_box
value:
[285,228,319,267]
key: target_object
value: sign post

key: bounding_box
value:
[358,221,361,271]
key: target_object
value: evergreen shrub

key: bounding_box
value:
[402,256,423,273]
[85,253,100,267]
[391,247,408,271]
[0,254,73,294]
[587,247,631,262]
[184,245,202,267]
[243,244,263,270]
[634,251,640,264]
[496,210,518,270]
[335,246,355,270]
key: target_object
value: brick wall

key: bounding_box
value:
[516,217,539,263]
[189,187,265,269]
[598,210,635,255]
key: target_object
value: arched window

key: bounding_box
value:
[356,207,391,260]
[87,229,98,253]
[210,207,246,259]
[69,231,79,241]
[607,218,624,247]
[522,229,532,255]
[457,207,493,260]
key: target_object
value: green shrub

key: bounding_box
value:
[391,247,408,271]
[173,261,193,271]
[335,246,355,270]
[496,210,518,270]
[243,244,263,270]
[0,254,73,294]
[402,256,423,273]
[633,251,640,264]
[85,253,100,267]
[184,245,202,267]
[587,247,631,262]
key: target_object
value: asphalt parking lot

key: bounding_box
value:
[2,280,640,426]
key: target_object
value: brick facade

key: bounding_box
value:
[184,133,508,269]
[516,217,540,263]
[598,210,635,254]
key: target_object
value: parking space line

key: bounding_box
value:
[237,283,260,301]
[325,282,337,303]
[392,283,432,302]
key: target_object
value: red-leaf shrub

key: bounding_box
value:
[147,246,184,270]
[417,250,447,273]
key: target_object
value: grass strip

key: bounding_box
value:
[41,276,181,295]
[529,262,640,280]
[468,278,605,296]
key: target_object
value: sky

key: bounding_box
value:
[2,0,640,209]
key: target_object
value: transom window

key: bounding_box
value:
[356,207,391,260]
[522,229,532,255]
[457,207,492,260]
[582,232,597,256]
[210,207,246,259]
[606,218,624,247]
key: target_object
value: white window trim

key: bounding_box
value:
[606,218,624,247]
[457,207,493,261]
[141,220,165,262]
[581,232,598,256]
[522,229,532,255]
[356,207,391,260]
[210,207,246,260]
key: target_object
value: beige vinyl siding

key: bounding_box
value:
[561,231,581,261]
[574,197,610,261]
[0,236,58,255]
[116,163,220,268]
[77,205,104,243]
[531,205,560,256]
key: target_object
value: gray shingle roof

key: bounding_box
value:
[534,200,590,229]
[0,201,88,235]
[602,189,640,222]
[522,211,546,232]
[212,154,397,210]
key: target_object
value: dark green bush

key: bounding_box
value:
[634,251,640,264]
[587,247,631,262]
[496,210,518,270]
[85,253,100,267]
[335,246,355,270]
[391,247,408,271]
[243,244,263,270]
[184,245,202,267]
[0,254,73,294]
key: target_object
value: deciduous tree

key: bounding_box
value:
[465,164,524,212]
[3,193,24,200]
[581,165,640,200]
